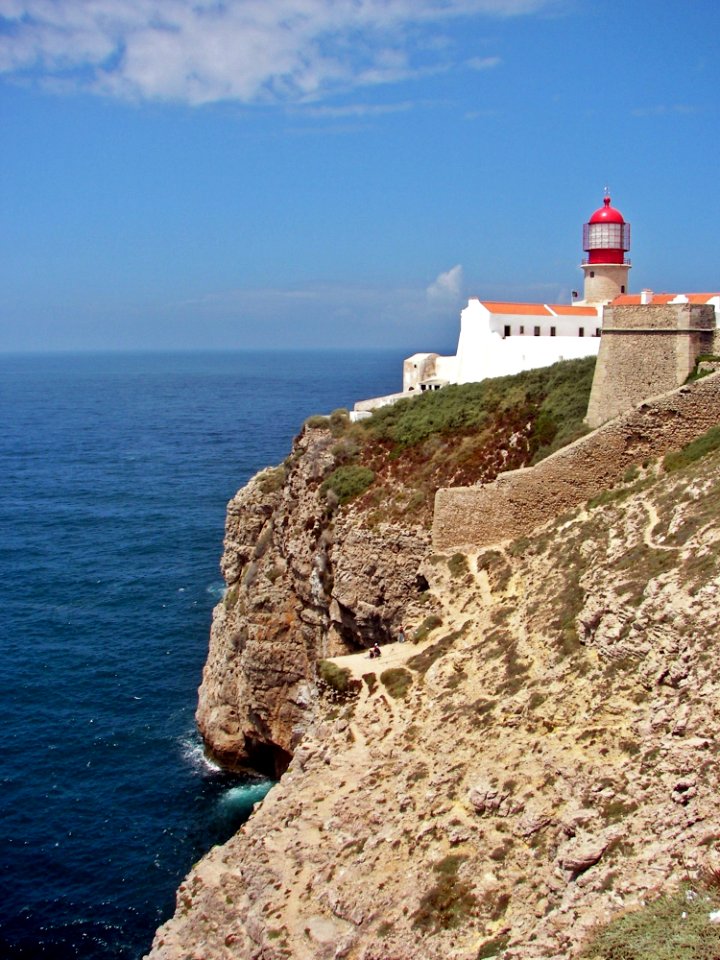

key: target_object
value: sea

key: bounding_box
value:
[0,349,403,960]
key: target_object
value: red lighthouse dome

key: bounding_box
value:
[583,194,631,265]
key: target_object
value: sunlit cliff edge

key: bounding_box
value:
[147,362,720,960]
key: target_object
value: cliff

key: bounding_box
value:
[196,422,434,777]
[147,363,720,959]
[194,357,594,778]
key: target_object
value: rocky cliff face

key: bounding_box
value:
[196,424,433,776]
[150,438,720,959]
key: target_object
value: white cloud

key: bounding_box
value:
[466,55,502,70]
[426,264,464,305]
[0,0,553,105]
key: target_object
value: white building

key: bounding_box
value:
[352,194,629,416]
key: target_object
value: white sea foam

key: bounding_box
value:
[180,734,222,775]
[206,582,226,599]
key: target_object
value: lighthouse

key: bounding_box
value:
[580,193,631,303]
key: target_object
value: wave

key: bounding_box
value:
[179,732,223,775]
[216,781,274,819]
[205,581,226,600]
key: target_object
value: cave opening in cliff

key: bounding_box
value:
[244,736,292,779]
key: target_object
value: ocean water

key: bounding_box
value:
[0,350,402,960]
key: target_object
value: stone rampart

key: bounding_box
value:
[586,302,715,428]
[433,371,720,550]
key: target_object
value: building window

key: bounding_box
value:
[519,325,525,335]
[534,326,541,337]
[550,326,556,337]
[579,327,584,337]
[503,324,511,338]
[589,271,595,278]
[621,285,625,293]
[595,327,601,337]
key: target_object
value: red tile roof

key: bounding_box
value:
[548,304,599,316]
[478,301,552,316]
[612,292,720,306]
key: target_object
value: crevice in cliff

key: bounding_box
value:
[243,735,292,779]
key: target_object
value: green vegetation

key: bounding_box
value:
[477,934,510,958]
[407,622,472,675]
[317,660,353,694]
[412,854,476,934]
[376,920,394,938]
[577,883,720,960]
[411,614,443,643]
[477,549,513,593]
[223,583,239,609]
[257,464,287,494]
[663,425,720,473]
[321,465,375,504]
[304,414,330,429]
[365,355,594,459]
[686,354,720,382]
[380,667,413,699]
[447,552,469,578]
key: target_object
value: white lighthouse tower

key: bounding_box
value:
[580,193,631,303]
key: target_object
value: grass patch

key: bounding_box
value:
[321,465,375,504]
[477,549,513,593]
[411,614,443,643]
[407,622,471,675]
[577,883,720,960]
[256,465,287,494]
[448,552,469,578]
[317,660,353,694]
[412,855,476,934]
[304,414,329,429]
[477,934,510,958]
[663,425,720,473]
[380,667,413,699]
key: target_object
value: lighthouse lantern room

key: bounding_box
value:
[580,193,631,304]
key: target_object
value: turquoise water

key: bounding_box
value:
[0,350,401,958]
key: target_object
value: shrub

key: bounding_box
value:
[412,854,476,934]
[366,356,595,451]
[412,614,443,643]
[304,414,330,429]
[447,553,469,578]
[321,465,375,504]
[577,883,720,959]
[317,660,353,694]
[257,465,287,494]
[407,622,471,675]
[328,408,350,436]
[477,934,510,958]
[380,667,413,699]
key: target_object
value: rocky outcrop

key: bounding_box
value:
[196,424,432,776]
[150,444,720,960]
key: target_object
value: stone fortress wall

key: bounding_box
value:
[433,369,720,550]
[586,302,716,428]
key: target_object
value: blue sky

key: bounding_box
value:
[1,0,719,353]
